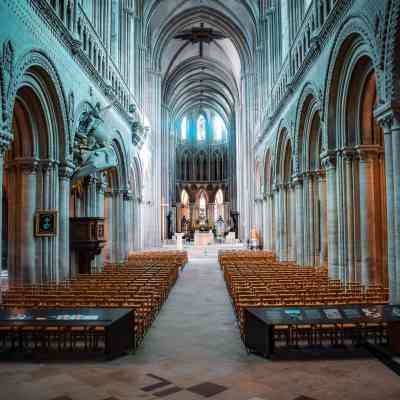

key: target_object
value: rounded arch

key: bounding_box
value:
[130,153,143,199]
[294,82,322,173]
[263,148,273,195]
[324,17,382,150]
[7,49,70,161]
[274,123,292,185]
[109,135,128,190]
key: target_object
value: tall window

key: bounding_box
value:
[214,189,224,221]
[214,114,225,141]
[197,115,206,141]
[181,116,187,140]
[110,0,119,61]
[199,191,207,211]
[181,189,189,207]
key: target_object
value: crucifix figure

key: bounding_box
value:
[174,23,226,57]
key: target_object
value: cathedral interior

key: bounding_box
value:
[1,1,400,399]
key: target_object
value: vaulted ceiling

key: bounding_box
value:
[144,0,258,128]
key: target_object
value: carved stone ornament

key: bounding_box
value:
[1,40,14,124]
[72,102,118,183]
[2,40,14,76]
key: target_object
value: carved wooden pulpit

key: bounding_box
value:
[70,217,106,274]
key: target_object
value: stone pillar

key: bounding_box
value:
[342,149,355,281]
[293,175,304,265]
[95,174,107,270]
[289,182,296,261]
[267,194,273,251]
[113,190,123,263]
[307,172,316,265]
[318,170,328,268]
[104,190,113,264]
[123,190,133,260]
[58,161,74,280]
[357,146,379,285]
[281,185,288,260]
[262,196,268,249]
[85,176,97,217]
[5,162,16,280]
[0,129,13,273]
[322,154,339,279]
[274,185,282,259]
[16,158,38,285]
[377,112,397,302]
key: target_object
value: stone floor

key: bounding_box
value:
[1,249,400,400]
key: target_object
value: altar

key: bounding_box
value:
[194,231,214,246]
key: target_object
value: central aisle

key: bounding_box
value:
[2,250,400,400]
[133,252,248,363]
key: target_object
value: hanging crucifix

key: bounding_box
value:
[174,23,226,57]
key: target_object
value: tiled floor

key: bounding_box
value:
[1,251,400,400]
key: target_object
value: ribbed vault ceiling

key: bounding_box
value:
[144,0,258,128]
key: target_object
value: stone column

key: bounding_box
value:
[123,190,133,261]
[112,189,123,263]
[293,175,304,265]
[322,153,339,279]
[342,149,355,281]
[16,158,38,285]
[58,161,74,280]
[273,185,281,258]
[85,176,97,217]
[377,112,397,302]
[95,174,107,270]
[357,146,379,285]
[272,185,279,254]
[104,190,113,264]
[289,182,296,261]
[39,160,50,282]
[0,129,13,273]
[281,185,288,260]
[262,196,268,249]
[390,114,400,303]
[267,194,273,251]
[318,170,328,268]
[307,172,316,266]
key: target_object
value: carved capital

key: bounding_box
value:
[321,152,336,171]
[356,145,381,162]
[84,175,98,186]
[0,129,13,154]
[59,160,75,180]
[15,157,39,175]
[292,174,303,186]
[40,159,57,173]
[374,103,400,131]
[341,147,354,161]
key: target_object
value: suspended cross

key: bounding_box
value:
[174,23,226,57]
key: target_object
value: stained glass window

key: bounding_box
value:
[214,114,225,141]
[181,116,187,140]
[197,115,206,141]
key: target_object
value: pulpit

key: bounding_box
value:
[70,217,106,274]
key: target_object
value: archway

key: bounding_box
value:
[326,32,387,286]
[4,63,67,285]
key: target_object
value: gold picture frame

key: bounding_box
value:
[35,210,58,237]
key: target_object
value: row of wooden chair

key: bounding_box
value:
[218,250,389,344]
[1,251,188,350]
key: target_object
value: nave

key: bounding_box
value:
[1,249,400,400]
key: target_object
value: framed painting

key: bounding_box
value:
[35,210,58,237]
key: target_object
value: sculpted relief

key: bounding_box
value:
[72,102,118,183]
